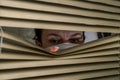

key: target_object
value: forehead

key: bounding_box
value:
[42,29,83,35]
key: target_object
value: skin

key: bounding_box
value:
[36,29,84,48]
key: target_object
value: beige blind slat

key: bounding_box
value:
[3,43,43,54]
[1,7,120,27]
[0,1,120,33]
[25,70,119,80]
[0,18,119,33]
[0,52,50,60]
[37,0,120,13]
[1,0,119,20]
[0,56,119,70]
[89,75,119,80]
[88,0,120,7]
[37,70,119,80]
[58,49,119,59]
[1,68,118,80]
[69,42,119,54]
[58,42,119,55]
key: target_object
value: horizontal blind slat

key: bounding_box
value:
[2,42,51,56]
[0,56,119,70]
[87,0,120,7]
[24,71,119,80]
[1,68,118,80]
[89,75,119,80]
[1,7,120,27]
[0,0,120,20]
[37,0,120,13]
[0,52,50,60]
[58,49,119,59]
[59,43,120,56]
[69,42,119,54]
[0,18,119,33]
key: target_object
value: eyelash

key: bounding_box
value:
[49,38,83,44]
[49,39,62,44]
[70,38,82,43]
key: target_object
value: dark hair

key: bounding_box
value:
[34,29,42,43]
[83,32,85,41]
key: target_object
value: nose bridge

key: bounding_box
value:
[63,33,69,42]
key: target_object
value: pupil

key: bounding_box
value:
[50,39,60,44]
[70,39,79,43]
[53,40,58,43]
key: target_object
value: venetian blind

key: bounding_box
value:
[0,0,120,80]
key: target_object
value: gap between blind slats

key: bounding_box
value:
[0,18,119,33]
[0,8,120,27]
[0,31,119,60]
[0,0,120,20]
[1,32,119,56]
[0,31,119,55]
[2,38,119,55]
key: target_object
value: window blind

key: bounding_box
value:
[0,0,120,80]
[0,0,120,33]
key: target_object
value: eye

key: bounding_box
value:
[49,39,62,44]
[69,38,83,44]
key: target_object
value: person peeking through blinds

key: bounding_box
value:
[34,29,85,53]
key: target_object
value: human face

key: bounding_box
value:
[40,29,84,48]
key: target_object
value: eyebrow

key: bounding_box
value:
[71,33,83,37]
[47,33,61,37]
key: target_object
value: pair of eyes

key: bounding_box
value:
[49,38,83,44]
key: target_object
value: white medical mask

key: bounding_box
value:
[46,42,78,52]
